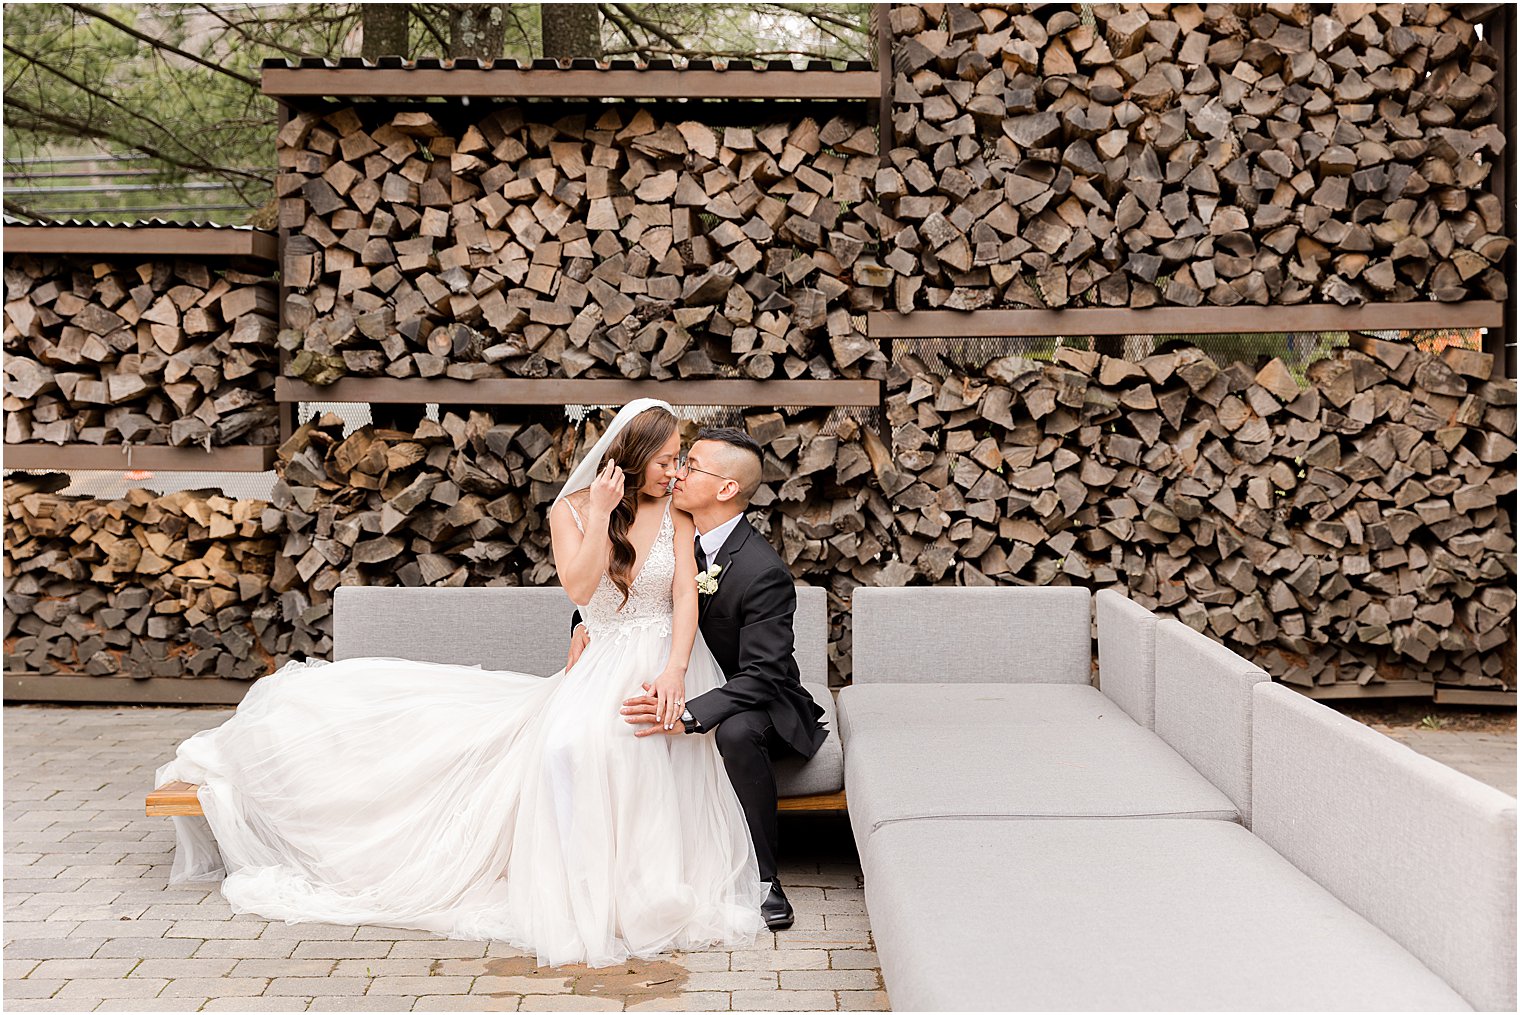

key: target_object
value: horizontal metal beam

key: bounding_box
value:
[262,66,881,100]
[3,443,277,472]
[5,673,248,705]
[277,377,881,407]
[1433,687,1516,706]
[3,226,277,262]
[869,302,1506,339]
[1300,680,1433,700]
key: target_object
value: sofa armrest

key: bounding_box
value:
[1152,620,1268,825]
[1095,589,1158,729]
[1251,680,1517,1012]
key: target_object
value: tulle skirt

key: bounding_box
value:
[156,621,769,967]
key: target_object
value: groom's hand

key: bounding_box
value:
[622,688,682,737]
[566,623,590,672]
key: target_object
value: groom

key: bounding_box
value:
[568,426,829,930]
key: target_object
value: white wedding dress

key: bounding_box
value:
[157,497,769,967]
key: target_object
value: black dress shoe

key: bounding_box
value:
[762,879,795,930]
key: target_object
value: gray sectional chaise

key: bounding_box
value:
[331,584,844,802]
[842,586,1517,1012]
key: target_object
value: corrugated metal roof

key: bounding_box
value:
[261,56,874,72]
[3,215,263,231]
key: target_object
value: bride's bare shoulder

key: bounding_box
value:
[554,489,592,525]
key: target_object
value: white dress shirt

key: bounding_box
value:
[698,512,744,563]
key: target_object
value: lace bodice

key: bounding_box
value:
[565,498,675,638]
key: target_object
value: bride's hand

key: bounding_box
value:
[587,459,623,518]
[648,668,686,731]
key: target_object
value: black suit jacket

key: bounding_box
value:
[686,516,828,759]
[572,515,828,760]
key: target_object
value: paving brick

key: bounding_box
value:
[4,938,104,959]
[91,999,212,1011]
[366,976,474,996]
[130,957,239,978]
[731,988,835,1011]
[193,938,299,959]
[837,988,891,1010]
[823,914,871,930]
[389,941,488,959]
[780,968,880,990]
[517,996,624,1012]
[202,997,310,1011]
[730,949,828,971]
[68,919,171,939]
[331,958,433,977]
[158,976,271,997]
[310,997,420,1011]
[352,925,442,941]
[827,949,879,969]
[166,919,268,939]
[626,994,730,1012]
[773,928,873,948]
[234,958,340,977]
[471,975,570,995]
[260,921,359,940]
[29,957,140,979]
[2,978,66,999]
[93,936,203,959]
[682,969,777,991]
[54,976,171,999]
[5,958,41,977]
[10,920,82,939]
[266,976,373,996]
[0,1002,81,1012]
[291,941,393,960]
[415,996,521,1011]
[669,950,730,972]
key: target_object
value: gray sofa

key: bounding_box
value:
[842,587,1516,1011]
[332,584,843,800]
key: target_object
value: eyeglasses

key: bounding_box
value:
[676,456,733,483]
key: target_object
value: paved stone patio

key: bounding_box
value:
[3,705,883,1013]
[5,701,1513,1012]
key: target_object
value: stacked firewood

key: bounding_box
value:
[1,472,321,680]
[878,337,1516,690]
[276,104,885,385]
[882,3,1510,311]
[268,404,887,685]
[3,253,280,446]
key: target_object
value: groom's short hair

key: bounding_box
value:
[694,426,763,503]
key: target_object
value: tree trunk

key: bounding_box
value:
[540,3,602,58]
[448,4,506,60]
[361,5,409,60]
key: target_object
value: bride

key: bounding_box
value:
[155,398,771,967]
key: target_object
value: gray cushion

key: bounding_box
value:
[1096,588,1158,729]
[774,682,842,797]
[838,683,1239,845]
[333,584,840,798]
[851,586,1092,684]
[1252,681,1517,1013]
[864,817,1473,1012]
[1153,619,1268,826]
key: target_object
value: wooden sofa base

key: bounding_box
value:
[148,783,846,817]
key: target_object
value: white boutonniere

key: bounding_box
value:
[695,564,723,596]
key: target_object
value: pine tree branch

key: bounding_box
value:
[2,40,266,188]
[4,93,270,189]
[61,3,262,88]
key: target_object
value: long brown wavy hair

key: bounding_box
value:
[604,406,678,608]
